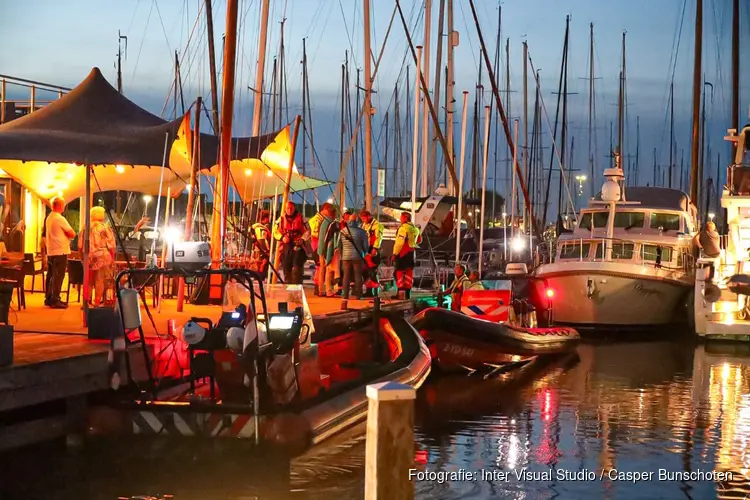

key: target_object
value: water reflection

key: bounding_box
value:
[2,340,750,499]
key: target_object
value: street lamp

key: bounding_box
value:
[575,174,587,196]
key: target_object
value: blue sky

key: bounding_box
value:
[2,0,748,215]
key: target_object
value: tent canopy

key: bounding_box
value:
[0,67,329,203]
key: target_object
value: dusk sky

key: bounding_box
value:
[2,0,748,214]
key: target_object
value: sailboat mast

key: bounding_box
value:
[635,116,640,186]
[205,0,221,135]
[446,0,456,194]
[731,0,740,152]
[302,38,308,178]
[689,0,703,204]
[669,82,674,188]
[421,0,432,196]
[339,64,346,206]
[522,40,528,230]
[363,0,374,211]
[393,82,400,195]
[618,32,625,161]
[251,0,270,136]
[558,16,570,217]
[588,23,594,198]
[210,0,239,263]
[492,4,501,224]
[431,0,445,190]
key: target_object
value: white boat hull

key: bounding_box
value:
[534,262,692,326]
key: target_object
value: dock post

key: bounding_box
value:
[365,382,416,500]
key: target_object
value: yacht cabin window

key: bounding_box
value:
[642,244,673,263]
[578,212,608,230]
[613,212,645,229]
[649,212,681,232]
[559,241,590,259]
[611,242,635,259]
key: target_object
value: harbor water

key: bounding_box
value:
[3,337,750,500]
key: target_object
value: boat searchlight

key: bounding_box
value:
[601,167,625,203]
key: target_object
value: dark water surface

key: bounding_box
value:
[3,339,750,500]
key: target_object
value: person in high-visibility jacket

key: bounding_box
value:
[447,264,470,311]
[391,212,422,299]
[311,203,335,295]
[359,209,384,297]
[250,210,271,276]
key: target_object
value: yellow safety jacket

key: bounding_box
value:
[309,212,325,252]
[362,219,384,249]
[393,222,421,257]
[251,222,270,251]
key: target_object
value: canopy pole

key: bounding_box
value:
[272,115,302,285]
[269,187,279,283]
[178,99,201,312]
[281,115,303,209]
[82,164,91,328]
[158,185,172,314]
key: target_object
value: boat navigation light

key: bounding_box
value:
[545,288,555,299]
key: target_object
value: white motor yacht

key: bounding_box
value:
[695,125,750,340]
[533,159,698,327]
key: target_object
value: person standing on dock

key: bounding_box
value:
[392,212,422,300]
[339,215,368,307]
[359,210,384,297]
[316,204,338,297]
[79,206,116,306]
[273,201,310,284]
[310,203,333,296]
[44,197,75,309]
[250,210,271,276]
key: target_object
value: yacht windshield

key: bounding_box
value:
[650,213,680,232]
[578,212,608,230]
[614,212,645,230]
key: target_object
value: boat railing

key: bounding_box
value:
[536,236,696,274]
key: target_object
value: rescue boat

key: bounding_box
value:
[411,277,579,373]
[97,266,430,454]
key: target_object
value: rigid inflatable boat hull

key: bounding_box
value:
[95,315,430,454]
[412,307,579,372]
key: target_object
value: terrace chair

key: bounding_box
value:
[64,259,84,304]
[22,253,46,294]
[0,266,25,310]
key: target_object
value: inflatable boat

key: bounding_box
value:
[411,307,579,373]
[94,268,430,454]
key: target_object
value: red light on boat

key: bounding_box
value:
[545,288,555,299]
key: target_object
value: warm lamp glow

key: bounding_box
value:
[143,195,153,203]
[266,170,273,177]
[115,165,126,174]
[245,168,252,176]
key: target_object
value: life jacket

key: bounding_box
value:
[362,219,384,249]
[273,211,306,243]
[309,212,325,251]
[394,222,421,258]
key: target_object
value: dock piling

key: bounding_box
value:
[365,382,416,500]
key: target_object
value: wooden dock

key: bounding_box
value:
[0,288,414,453]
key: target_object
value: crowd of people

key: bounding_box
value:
[39,195,422,310]
[250,200,422,303]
